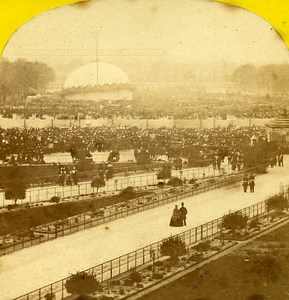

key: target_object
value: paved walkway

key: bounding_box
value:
[1,162,287,299]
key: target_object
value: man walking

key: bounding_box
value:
[242,174,248,193]
[249,178,255,193]
[179,202,188,226]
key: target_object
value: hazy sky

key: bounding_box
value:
[3,0,289,66]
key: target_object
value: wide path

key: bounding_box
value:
[1,162,287,299]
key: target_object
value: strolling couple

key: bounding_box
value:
[169,202,188,227]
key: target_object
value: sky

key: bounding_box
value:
[3,0,289,67]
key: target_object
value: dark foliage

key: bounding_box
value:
[266,194,289,212]
[65,272,103,296]
[160,236,187,262]
[222,211,248,232]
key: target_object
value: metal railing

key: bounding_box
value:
[13,190,273,300]
[0,170,241,257]
[0,165,233,207]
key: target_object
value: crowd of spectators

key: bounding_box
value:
[0,126,266,164]
[1,92,287,120]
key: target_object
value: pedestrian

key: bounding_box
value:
[242,175,248,193]
[249,179,255,193]
[179,202,188,226]
[169,205,182,227]
[279,154,284,167]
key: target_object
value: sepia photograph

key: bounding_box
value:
[1,0,289,299]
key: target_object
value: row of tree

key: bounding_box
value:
[232,63,289,96]
[0,58,55,104]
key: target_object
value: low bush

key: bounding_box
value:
[266,194,289,212]
[152,273,163,280]
[160,236,187,263]
[188,253,204,263]
[192,240,211,252]
[167,177,183,187]
[129,271,142,283]
[210,246,221,252]
[110,280,121,286]
[65,271,103,296]
[155,261,163,267]
[222,211,248,233]
[249,217,261,229]
[50,196,60,203]
[119,288,125,295]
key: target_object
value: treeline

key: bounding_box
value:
[232,63,289,96]
[0,58,55,103]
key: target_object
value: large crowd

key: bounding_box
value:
[0,126,267,164]
[1,92,287,120]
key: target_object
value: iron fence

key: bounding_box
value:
[0,171,241,257]
[12,192,271,300]
[0,165,233,207]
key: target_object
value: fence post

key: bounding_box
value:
[62,280,64,299]
[110,260,112,279]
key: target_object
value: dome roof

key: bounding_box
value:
[63,62,129,89]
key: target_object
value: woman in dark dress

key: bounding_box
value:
[170,205,182,227]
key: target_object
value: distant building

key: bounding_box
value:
[62,62,133,102]
[265,111,289,144]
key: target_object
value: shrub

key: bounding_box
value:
[249,217,261,229]
[65,272,103,296]
[188,253,204,263]
[152,273,163,280]
[222,211,248,232]
[119,288,125,295]
[136,283,144,288]
[44,293,55,300]
[155,261,163,267]
[167,177,183,187]
[188,178,198,184]
[110,280,121,286]
[119,186,135,199]
[129,270,142,283]
[192,240,211,252]
[160,236,187,263]
[210,246,221,252]
[50,196,60,203]
[123,278,133,286]
[266,194,288,212]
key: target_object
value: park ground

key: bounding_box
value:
[140,221,289,300]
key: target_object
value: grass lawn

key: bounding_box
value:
[140,222,289,300]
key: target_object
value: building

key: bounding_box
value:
[265,112,289,144]
[62,62,133,102]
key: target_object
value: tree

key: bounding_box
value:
[5,178,26,204]
[266,194,288,212]
[65,271,103,299]
[0,58,55,103]
[222,211,248,233]
[91,176,105,194]
[160,236,187,264]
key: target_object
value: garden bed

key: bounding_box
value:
[0,188,152,236]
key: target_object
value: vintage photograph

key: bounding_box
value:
[1,0,289,299]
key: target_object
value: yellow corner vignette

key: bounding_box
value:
[215,0,289,49]
[0,0,87,55]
